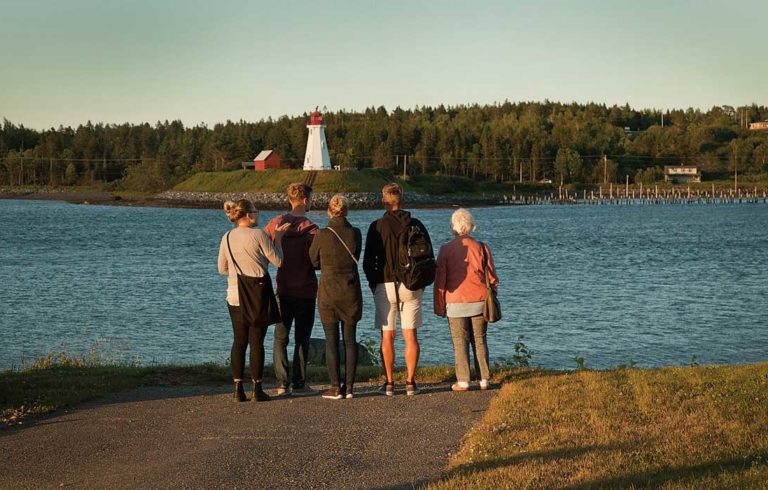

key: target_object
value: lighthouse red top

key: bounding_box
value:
[308,106,323,126]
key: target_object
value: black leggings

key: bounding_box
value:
[322,321,357,388]
[228,304,268,381]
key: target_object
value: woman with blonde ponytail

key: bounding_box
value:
[218,199,288,402]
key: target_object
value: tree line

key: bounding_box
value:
[2,101,767,191]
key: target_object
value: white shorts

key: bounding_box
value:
[374,282,424,331]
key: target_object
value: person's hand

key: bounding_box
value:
[274,222,291,244]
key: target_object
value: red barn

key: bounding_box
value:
[253,150,281,171]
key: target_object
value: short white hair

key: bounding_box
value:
[450,208,476,236]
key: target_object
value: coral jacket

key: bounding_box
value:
[434,236,499,317]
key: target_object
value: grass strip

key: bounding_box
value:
[433,363,768,489]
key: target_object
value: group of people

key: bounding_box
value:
[217,182,498,402]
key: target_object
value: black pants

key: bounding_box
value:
[322,321,357,389]
[273,296,316,388]
[228,304,267,381]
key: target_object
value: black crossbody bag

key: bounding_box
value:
[226,232,281,328]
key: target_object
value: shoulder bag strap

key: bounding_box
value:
[479,240,491,288]
[326,226,359,266]
[225,231,244,276]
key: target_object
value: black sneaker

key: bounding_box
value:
[406,381,420,396]
[292,384,319,395]
[322,387,343,400]
[378,382,395,396]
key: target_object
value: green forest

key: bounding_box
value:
[2,101,767,192]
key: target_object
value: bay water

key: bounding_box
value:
[1,199,766,371]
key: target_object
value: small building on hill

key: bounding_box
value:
[664,166,701,184]
[253,150,281,171]
[749,121,768,131]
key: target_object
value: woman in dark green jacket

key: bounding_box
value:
[309,194,363,400]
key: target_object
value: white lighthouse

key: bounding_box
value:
[303,107,332,171]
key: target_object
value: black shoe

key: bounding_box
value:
[252,381,271,402]
[406,381,420,396]
[378,381,395,396]
[233,381,248,402]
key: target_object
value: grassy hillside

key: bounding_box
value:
[173,168,525,195]
[174,168,407,193]
[435,363,768,489]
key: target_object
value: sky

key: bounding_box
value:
[1,0,765,129]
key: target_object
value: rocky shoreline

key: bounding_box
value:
[1,187,503,209]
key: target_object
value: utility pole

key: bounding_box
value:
[734,146,738,192]
[603,154,607,184]
[661,112,664,128]
[19,131,24,186]
[403,154,407,179]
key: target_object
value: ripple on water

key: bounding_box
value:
[1,200,767,370]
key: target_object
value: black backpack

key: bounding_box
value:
[395,222,436,291]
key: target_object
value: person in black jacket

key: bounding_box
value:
[309,194,363,400]
[362,183,432,396]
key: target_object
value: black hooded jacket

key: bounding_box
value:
[362,209,432,291]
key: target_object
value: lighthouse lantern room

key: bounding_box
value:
[303,107,332,171]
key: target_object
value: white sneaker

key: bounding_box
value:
[276,386,291,397]
[479,379,490,390]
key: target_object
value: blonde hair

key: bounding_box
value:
[381,183,403,205]
[328,194,348,218]
[450,208,476,236]
[287,182,312,204]
[224,199,256,222]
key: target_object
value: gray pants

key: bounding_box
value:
[448,315,490,383]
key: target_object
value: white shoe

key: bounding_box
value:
[276,386,291,397]
[479,379,490,390]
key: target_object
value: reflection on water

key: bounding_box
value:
[1,199,766,370]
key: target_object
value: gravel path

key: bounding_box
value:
[1,382,494,489]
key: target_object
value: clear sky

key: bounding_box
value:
[1,0,765,129]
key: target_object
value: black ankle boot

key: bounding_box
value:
[252,381,271,402]
[233,381,248,402]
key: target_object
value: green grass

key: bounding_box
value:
[433,363,768,489]
[173,168,417,193]
[173,168,525,195]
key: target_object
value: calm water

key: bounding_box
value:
[1,199,766,370]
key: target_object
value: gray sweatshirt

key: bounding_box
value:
[218,227,282,306]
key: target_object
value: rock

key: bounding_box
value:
[306,338,376,366]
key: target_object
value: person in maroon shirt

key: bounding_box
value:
[264,183,319,395]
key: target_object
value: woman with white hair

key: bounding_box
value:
[434,208,498,391]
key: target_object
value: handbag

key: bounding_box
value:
[480,242,501,323]
[226,232,281,328]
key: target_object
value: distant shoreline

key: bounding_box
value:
[0,187,504,210]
